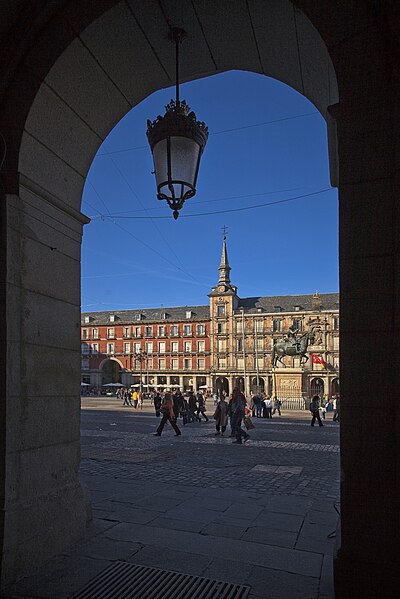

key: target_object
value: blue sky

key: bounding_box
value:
[81,70,338,312]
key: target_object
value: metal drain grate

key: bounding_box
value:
[71,561,251,599]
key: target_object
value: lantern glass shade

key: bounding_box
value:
[153,136,201,203]
[147,99,208,218]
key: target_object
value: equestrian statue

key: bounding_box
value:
[271,326,316,367]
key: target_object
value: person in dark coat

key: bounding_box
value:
[172,391,185,420]
[188,392,200,422]
[196,392,209,421]
[214,396,229,435]
[309,395,324,427]
[153,392,162,417]
[154,393,181,436]
[230,388,249,444]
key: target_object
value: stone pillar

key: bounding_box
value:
[179,375,184,390]
[332,35,400,596]
[2,190,88,585]
[166,375,171,387]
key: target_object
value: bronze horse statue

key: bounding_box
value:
[271,330,316,367]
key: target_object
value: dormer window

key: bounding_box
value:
[109,314,115,322]
[186,311,192,319]
[274,305,282,312]
[135,314,142,321]
[162,312,168,320]
[84,316,90,324]
[257,307,262,313]
[294,305,301,311]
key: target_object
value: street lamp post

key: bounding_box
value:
[241,308,247,396]
[134,350,148,394]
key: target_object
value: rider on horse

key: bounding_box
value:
[285,324,300,351]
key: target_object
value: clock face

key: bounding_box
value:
[218,285,225,292]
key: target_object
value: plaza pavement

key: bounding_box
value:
[1,398,340,599]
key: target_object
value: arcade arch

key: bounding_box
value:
[0,1,398,596]
[100,358,122,386]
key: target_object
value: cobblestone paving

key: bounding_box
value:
[80,458,339,499]
[80,407,340,502]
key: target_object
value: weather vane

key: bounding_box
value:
[222,225,228,240]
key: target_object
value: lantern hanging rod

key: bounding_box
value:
[169,27,187,105]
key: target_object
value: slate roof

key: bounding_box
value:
[81,305,210,325]
[237,292,339,314]
[81,292,339,325]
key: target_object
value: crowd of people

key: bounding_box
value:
[153,388,251,444]
[83,385,340,437]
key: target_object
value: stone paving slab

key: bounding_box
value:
[248,565,320,599]
[241,526,297,549]
[103,522,323,578]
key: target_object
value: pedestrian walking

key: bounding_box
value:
[132,390,138,408]
[196,392,209,422]
[153,393,181,437]
[173,390,185,421]
[264,395,272,418]
[272,397,282,416]
[253,393,263,418]
[188,391,200,422]
[320,396,327,420]
[230,387,250,444]
[122,388,132,406]
[333,396,340,422]
[138,390,143,410]
[213,395,229,435]
[309,395,324,427]
[153,392,162,417]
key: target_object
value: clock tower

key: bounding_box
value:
[209,227,239,311]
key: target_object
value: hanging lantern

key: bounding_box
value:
[146,28,208,220]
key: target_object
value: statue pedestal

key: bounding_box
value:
[271,368,305,409]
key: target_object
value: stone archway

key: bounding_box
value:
[215,377,229,397]
[251,377,265,394]
[101,359,122,386]
[310,377,324,397]
[331,378,340,397]
[0,1,398,595]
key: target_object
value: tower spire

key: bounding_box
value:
[218,225,231,285]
